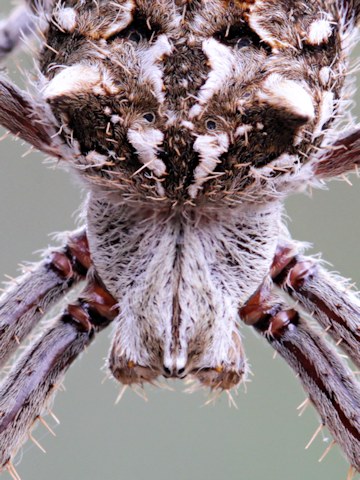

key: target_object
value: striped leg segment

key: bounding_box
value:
[315,128,360,178]
[240,286,360,472]
[25,1,56,14]
[272,245,360,368]
[0,76,63,157]
[0,276,118,470]
[0,229,90,367]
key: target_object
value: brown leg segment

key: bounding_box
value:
[315,128,360,178]
[0,229,91,367]
[240,289,360,472]
[271,245,360,368]
[0,275,118,469]
[0,76,62,157]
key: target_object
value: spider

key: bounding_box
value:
[0,0,360,478]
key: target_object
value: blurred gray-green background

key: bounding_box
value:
[1,2,360,479]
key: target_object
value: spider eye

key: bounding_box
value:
[128,31,142,42]
[107,12,161,44]
[143,112,156,123]
[213,24,271,53]
[236,37,252,48]
[206,119,217,131]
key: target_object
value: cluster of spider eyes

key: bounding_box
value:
[142,112,218,131]
[142,112,218,132]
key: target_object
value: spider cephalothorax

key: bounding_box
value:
[1,0,360,477]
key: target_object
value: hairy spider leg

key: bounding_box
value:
[315,128,360,179]
[0,4,34,61]
[272,244,360,368]
[240,282,360,472]
[0,77,65,157]
[0,274,117,470]
[0,230,90,367]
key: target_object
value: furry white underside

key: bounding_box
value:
[86,196,282,373]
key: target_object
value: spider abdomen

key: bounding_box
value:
[86,196,280,384]
[39,0,346,206]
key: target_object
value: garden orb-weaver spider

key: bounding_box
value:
[1,1,360,479]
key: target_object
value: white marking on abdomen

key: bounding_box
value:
[306,18,333,45]
[43,64,101,98]
[313,90,335,138]
[43,63,120,98]
[127,128,166,177]
[319,66,331,86]
[54,7,77,33]
[189,38,237,118]
[257,73,315,123]
[139,34,173,104]
[188,133,229,199]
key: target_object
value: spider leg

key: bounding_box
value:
[314,128,360,179]
[0,275,118,470]
[25,0,56,15]
[271,244,360,368]
[0,5,34,61]
[0,229,90,368]
[0,76,67,157]
[240,284,360,472]
[341,0,360,23]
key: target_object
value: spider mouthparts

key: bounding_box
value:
[191,366,244,391]
[109,356,161,386]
